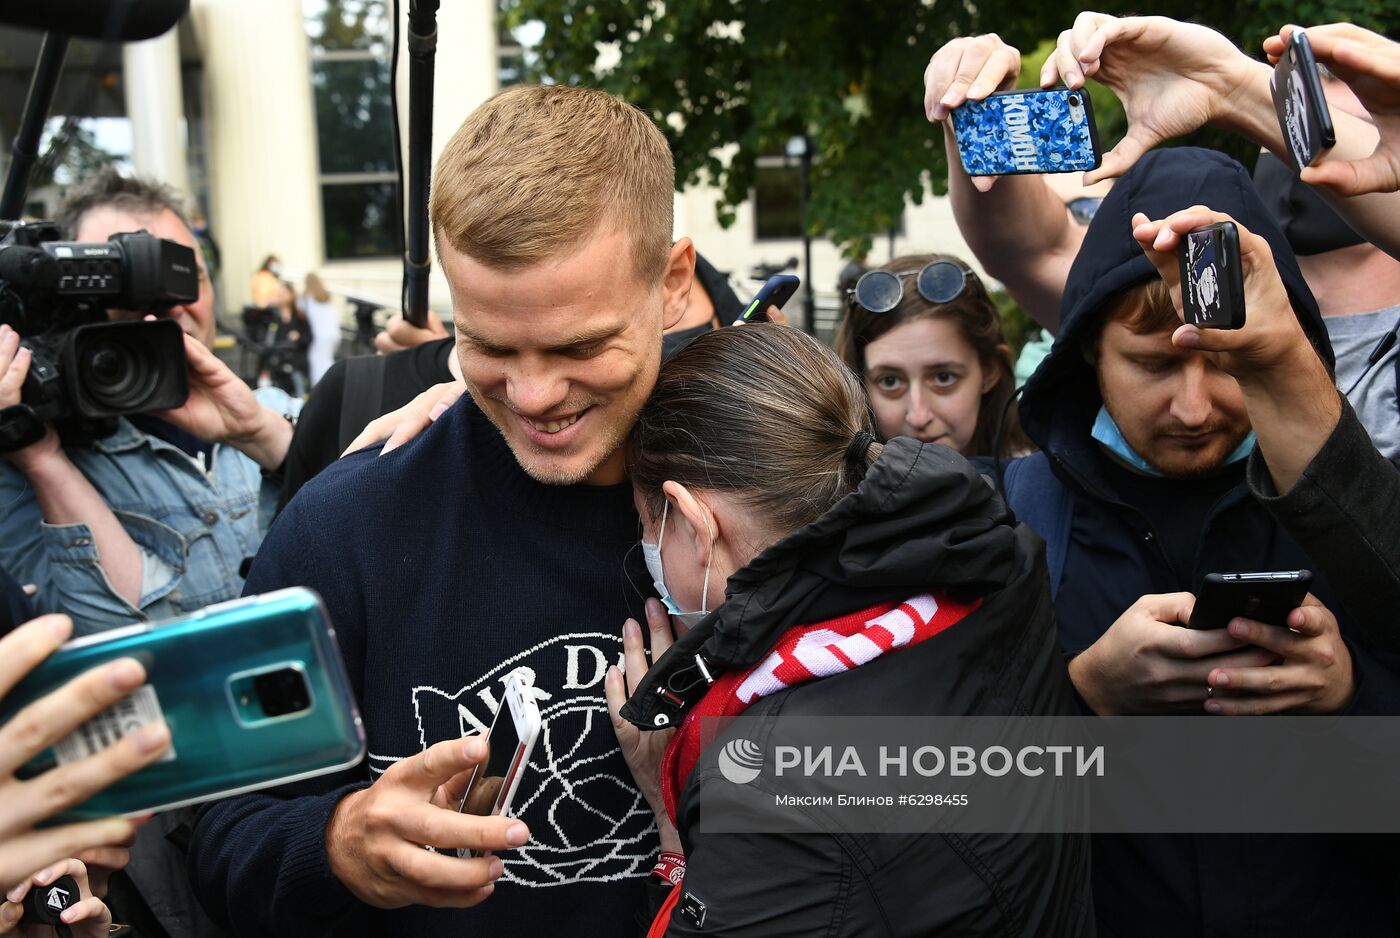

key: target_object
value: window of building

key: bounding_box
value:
[753,157,803,241]
[496,9,543,90]
[753,149,903,242]
[304,0,401,259]
[498,22,525,87]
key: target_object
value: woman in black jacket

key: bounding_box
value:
[605,324,1093,936]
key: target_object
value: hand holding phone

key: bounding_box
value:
[324,733,523,909]
[950,88,1101,176]
[1178,221,1246,329]
[0,588,365,821]
[1202,591,1354,716]
[0,614,170,888]
[456,670,542,858]
[1131,207,1315,379]
[734,274,800,325]
[1186,571,1312,630]
[1271,30,1336,170]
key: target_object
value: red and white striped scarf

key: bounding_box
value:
[659,591,981,823]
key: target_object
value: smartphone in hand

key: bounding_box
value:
[734,274,800,325]
[1186,571,1312,630]
[1178,221,1246,330]
[950,88,1101,176]
[0,588,366,821]
[1271,30,1335,170]
[456,670,542,858]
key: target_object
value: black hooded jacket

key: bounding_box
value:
[624,439,1094,936]
[1004,148,1400,936]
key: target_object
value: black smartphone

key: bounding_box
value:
[1186,570,1313,630]
[1271,30,1336,170]
[1178,221,1246,329]
[734,274,800,325]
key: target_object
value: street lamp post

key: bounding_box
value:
[786,133,813,334]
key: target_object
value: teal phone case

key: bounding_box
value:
[1,588,365,821]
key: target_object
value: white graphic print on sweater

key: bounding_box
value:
[368,632,655,887]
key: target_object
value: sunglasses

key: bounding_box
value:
[847,260,968,314]
[845,260,968,316]
[1066,196,1104,226]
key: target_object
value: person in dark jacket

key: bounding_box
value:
[1129,198,1400,660]
[608,324,1093,936]
[999,147,1400,936]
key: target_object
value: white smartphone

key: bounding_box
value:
[455,670,542,858]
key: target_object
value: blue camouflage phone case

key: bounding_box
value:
[951,88,1101,176]
[1,588,365,821]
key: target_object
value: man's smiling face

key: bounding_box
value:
[446,227,692,486]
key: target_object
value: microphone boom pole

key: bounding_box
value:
[1,34,70,220]
[401,0,438,327]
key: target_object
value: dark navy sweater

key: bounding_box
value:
[190,397,654,936]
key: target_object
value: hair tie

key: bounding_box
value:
[844,430,876,472]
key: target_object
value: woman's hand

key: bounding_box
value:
[606,598,687,854]
[1,858,114,937]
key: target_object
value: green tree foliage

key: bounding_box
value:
[503,0,1388,256]
[32,118,118,190]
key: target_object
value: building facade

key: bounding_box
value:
[2,0,984,330]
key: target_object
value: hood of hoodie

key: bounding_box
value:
[622,437,1036,728]
[1018,147,1332,465]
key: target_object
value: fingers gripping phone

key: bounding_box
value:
[1179,221,1246,329]
[950,88,1101,176]
[1271,30,1336,170]
[734,274,800,325]
[0,588,366,821]
[1186,570,1313,630]
[456,670,542,858]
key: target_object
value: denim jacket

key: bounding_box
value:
[0,388,300,635]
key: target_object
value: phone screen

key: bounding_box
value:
[458,693,524,818]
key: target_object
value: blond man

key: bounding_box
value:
[189,84,696,936]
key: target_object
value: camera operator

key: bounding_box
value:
[0,169,299,634]
[1134,204,1400,652]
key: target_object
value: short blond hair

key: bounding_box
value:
[431,84,674,283]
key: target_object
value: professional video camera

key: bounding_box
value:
[0,219,195,452]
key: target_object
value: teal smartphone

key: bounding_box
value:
[0,587,365,821]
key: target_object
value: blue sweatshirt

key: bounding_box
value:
[189,397,654,936]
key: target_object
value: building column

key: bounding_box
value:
[122,28,190,196]
[191,0,323,312]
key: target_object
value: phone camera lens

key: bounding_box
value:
[254,667,312,718]
[1068,93,1081,106]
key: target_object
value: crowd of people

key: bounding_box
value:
[2,12,1400,937]
[247,253,345,393]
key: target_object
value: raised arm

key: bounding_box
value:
[925,35,1085,332]
[1042,12,1400,259]
[0,327,143,611]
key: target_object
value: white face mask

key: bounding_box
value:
[641,500,712,623]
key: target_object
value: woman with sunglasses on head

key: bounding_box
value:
[835,254,1032,458]
[606,324,1091,936]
